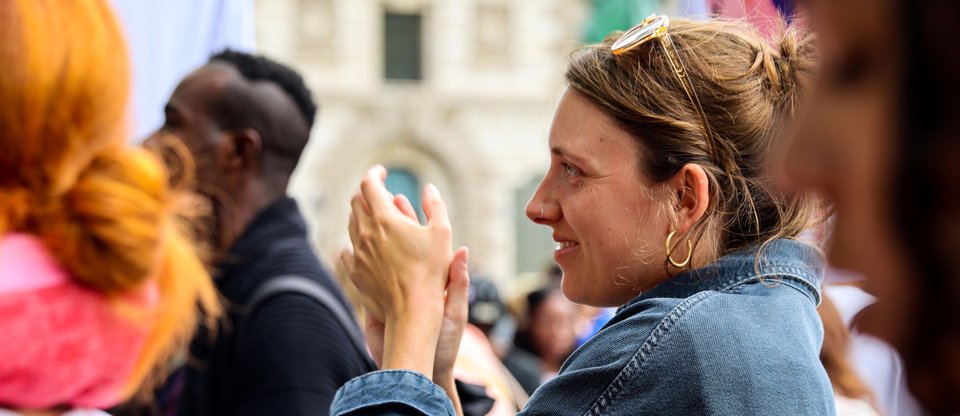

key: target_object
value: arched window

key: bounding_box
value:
[384,167,426,224]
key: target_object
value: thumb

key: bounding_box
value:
[393,194,418,222]
[445,246,470,317]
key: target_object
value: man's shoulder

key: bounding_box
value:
[244,272,350,326]
[231,230,337,297]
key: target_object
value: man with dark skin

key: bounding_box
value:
[150,50,372,415]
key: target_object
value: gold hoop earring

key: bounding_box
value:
[665,230,693,268]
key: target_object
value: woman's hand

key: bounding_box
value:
[343,194,460,373]
[390,191,469,415]
[346,165,454,376]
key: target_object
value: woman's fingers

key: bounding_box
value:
[359,165,392,216]
[394,194,418,221]
[347,194,366,246]
[346,167,454,333]
[339,248,355,274]
[422,183,451,230]
[341,246,381,317]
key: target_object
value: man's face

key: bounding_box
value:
[147,63,240,251]
[150,64,239,197]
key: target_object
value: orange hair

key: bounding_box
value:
[0,0,220,399]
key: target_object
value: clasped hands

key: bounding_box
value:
[340,165,469,409]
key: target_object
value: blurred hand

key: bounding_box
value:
[434,247,470,383]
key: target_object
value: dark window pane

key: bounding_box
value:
[384,12,422,81]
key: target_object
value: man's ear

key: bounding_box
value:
[220,128,263,173]
[668,163,710,235]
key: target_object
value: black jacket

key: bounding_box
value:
[177,197,369,415]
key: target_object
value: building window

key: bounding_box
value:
[383,11,422,81]
[384,167,426,223]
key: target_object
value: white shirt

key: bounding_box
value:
[826,285,926,416]
[108,0,256,140]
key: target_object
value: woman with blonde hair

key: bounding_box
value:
[0,0,219,413]
[333,15,833,415]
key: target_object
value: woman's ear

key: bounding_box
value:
[668,164,710,234]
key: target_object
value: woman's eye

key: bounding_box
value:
[562,163,580,177]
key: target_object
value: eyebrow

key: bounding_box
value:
[551,146,591,167]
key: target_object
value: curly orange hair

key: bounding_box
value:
[0,0,220,399]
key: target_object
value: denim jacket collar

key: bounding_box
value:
[619,238,825,313]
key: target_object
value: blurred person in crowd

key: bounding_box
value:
[544,263,563,285]
[468,277,508,341]
[542,263,616,350]
[786,0,960,413]
[450,277,528,415]
[468,277,542,397]
[150,50,374,415]
[335,14,834,415]
[819,293,880,416]
[573,304,616,347]
[0,0,219,413]
[513,286,578,386]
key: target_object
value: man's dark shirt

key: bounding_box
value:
[177,197,369,415]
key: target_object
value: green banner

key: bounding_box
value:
[583,0,663,43]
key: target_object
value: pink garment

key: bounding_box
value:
[712,0,783,38]
[0,233,157,409]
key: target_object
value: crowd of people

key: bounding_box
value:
[1,0,959,414]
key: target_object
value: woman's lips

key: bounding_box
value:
[554,240,580,261]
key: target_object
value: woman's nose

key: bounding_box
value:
[526,183,558,224]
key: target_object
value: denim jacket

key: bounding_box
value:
[331,239,836,415]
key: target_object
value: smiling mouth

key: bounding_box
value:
[554,240,579,263]
[556,241,579,250]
